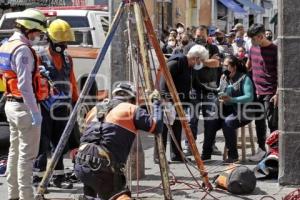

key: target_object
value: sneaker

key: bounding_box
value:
[212,145,222,155]
[183,146,192,156]
[52,178,73,189]
[248,148,267,162]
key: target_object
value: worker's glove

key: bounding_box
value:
[31,112,43,126]
[149,89,161,102]
[152,99,163,134]
[38,65,50,79]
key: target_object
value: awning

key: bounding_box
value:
[218,0,247,14]
[270,13,278,24]
[235,0,265,14]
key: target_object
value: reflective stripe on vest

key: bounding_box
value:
[0,40,26,71]
[0,40,49,101]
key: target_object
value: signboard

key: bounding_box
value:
[8,0,67,6]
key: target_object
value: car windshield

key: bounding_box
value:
[56,16,93,46]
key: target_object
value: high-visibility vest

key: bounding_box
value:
[0,39,49,101]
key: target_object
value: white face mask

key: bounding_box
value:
[193,62,203,70]
[168,41,176,47]
[177,27,184,34]
[31,35,41,45]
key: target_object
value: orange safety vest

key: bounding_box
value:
[0,40,49,101]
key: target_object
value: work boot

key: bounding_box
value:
[52,175,73,189]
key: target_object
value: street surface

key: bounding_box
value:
[0,121,297,199]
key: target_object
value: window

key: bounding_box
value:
[0,18,16,42]
[57,16,93,46]
[99,16,109,36]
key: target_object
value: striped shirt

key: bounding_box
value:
[249,43,277,95]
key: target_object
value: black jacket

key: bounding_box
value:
[160,53,192,102]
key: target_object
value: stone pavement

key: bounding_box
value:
[0,125,298,200]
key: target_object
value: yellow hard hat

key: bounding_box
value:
[15,8,47,32]
[47,19,75,43]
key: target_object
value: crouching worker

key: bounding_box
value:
[75,83,163,200]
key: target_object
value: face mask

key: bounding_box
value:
[168,41,176,47]
[194,62,203,70]
[177,27,184,34]
[50,41,67,53]
[31,36,41,45]
[266,35,273,41]
[181,40,189,46]
[216,37,224,43]
[222,67,231,78]
[235,38,244,47]
[238,52,245,59]
[195,38,206,45]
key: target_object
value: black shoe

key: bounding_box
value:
[212,145,222,155]
[223,157,239,164]
[33,176,42,188]
[170,157,184,163]
[201,154,211,161]
[52,178,73,189]
[65,172,80,183]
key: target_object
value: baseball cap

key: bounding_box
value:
[233,23,244,31]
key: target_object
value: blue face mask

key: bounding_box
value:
[235,38,244,47]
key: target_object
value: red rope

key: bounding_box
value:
[283,188,300,200]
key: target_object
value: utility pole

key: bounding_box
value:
[278,0,300,185]
[109,0,128,90]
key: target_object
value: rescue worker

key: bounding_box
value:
[75,83,163,200]
[0,9,48,200]
[33,19,79,189]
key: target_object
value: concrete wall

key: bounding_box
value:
[278,0,300,185]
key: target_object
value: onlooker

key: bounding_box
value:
[232,23,245,36]
[236,46,247,65]
[214,29,234,59]
[201,55,254,163]
[176,22,185,35]
[246,23,278,162]
[232,31,245,55]
[173,33,194,55]
[169,28,178,39]
[225,32,236,45]
[265,29,273,41]
[184,25,222,156]
[162,35,177,57]
[158,44,209,162]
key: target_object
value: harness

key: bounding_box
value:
[35,47,72,110]
[76,99,125,173]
